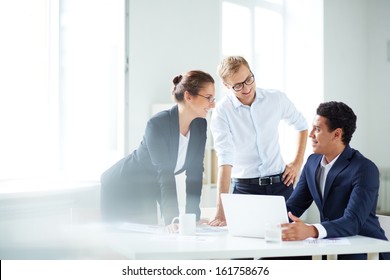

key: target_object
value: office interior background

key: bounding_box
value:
[0,0,390,257]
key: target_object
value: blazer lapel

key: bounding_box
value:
[309,156,323,204]
[323,145,352,201]
[169,105,180,171]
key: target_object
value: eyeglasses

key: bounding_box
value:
[230,74,255,92]
[196,94,216,103]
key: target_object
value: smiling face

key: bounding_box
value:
[223,65,256,106]
[191,82,216,118]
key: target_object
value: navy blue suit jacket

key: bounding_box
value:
[287,145,389,259]
[101,105,207,225]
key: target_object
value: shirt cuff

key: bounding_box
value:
[215,152,234,167]
[313,223,327,239]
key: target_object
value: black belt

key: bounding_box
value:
[233,174,283,186]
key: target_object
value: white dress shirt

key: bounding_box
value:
[210,88,308,178]
[174,131,190,173]
[314,154,341,239]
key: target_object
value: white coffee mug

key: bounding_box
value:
[171,213,196,236]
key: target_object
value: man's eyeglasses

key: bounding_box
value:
[197,94,216,103]
[231,74,255,92]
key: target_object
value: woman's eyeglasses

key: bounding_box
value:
[196,94,216,103]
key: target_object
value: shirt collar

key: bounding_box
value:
[320,153,341,169]
[227,88,264,108]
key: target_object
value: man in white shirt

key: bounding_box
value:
[209,56,308,226]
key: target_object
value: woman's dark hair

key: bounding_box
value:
[172,70,214,102]
[316,101,357,145]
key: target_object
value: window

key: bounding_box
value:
[254,6,284,89]
[221,0,323,163]
[0,0,126,181]
[222,2,252,60]
[222,0,284,90]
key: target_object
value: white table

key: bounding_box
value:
[2,222,390,260]
[100,226,390,260]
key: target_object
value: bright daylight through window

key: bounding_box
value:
[0,0,126,183]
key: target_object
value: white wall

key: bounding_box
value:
[324,0,369,151]
[324,0,390,168]
[367,0,390,168]
[284,0,323,161]
[128,0,221,152]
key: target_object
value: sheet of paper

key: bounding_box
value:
[304,238,351,245]
[196,225,228,235]
[150,234,220,242]
[116,222,228,235]
[116,222,164,234]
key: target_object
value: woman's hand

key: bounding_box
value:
[165,223,179,234]
[208,216,227,226]
[197,218,210,225]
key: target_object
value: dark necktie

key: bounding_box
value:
[315,165,324,197]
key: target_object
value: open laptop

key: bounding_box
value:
[221,193,289,238]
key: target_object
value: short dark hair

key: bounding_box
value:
[316,101,357,145]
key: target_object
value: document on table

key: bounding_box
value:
[116,222,165,234]
[196,225,228,235]
[116,222,228,236]
[304,238,351,245]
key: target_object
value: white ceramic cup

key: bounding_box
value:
[171,213,196,236]
[265,223,282,243]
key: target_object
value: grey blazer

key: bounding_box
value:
[101,105,207,224]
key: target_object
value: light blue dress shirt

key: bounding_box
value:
[210,88,308,179]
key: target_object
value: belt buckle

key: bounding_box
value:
[259,176,272,186]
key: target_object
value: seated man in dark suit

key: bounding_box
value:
[282,101,390,260]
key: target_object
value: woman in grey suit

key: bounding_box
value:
[101,70,215,226]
